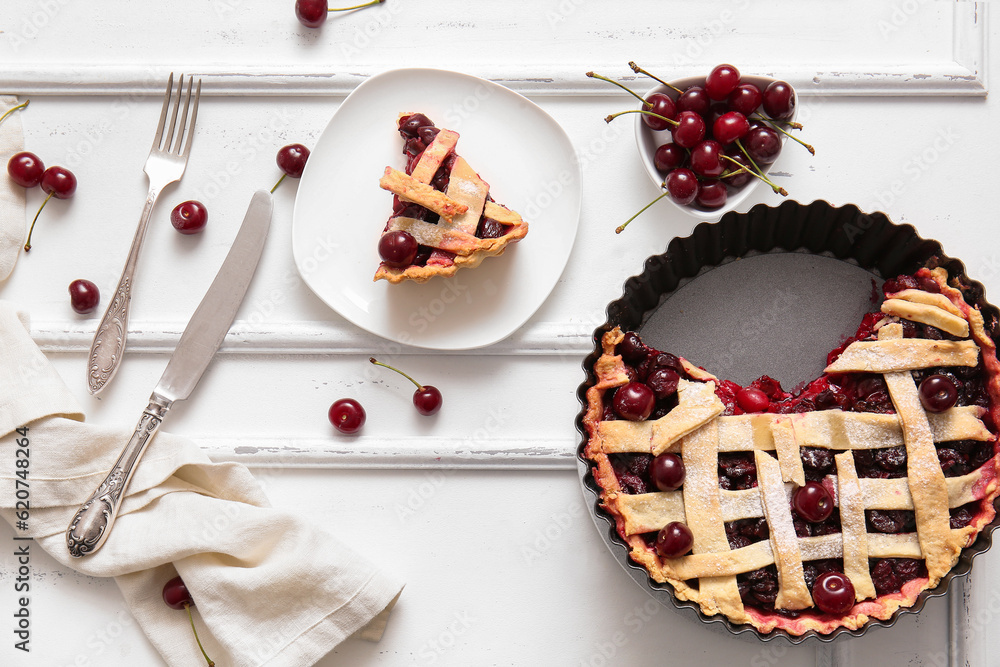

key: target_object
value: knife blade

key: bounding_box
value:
[66,190,273,558]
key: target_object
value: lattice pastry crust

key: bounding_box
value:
[375,117,529,284]
[583,268,1000,635]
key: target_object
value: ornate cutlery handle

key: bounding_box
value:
[88,186,162,395]
[66,392,172,558]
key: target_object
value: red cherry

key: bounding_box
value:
[762,81,796,120]
[743,125,782,164]
[272,143,311,193]
[370,358,442,416]
[618,332,648,363]
[670,111,706,149]
[646,368,680,399]
[24,166,76,252]
[812,571,856,615]
[162,576,215,666]
[712,111,750,145]
[162,576,194,610]
[689,140,725,178]
[705,64,741,100]
[736,387,770,412]
[721,149,753,188]
[329,398,365,434]
[69,279,100,314]
[676,86,710,115]
[642,93,676,131]
[919,374,958,412]
[7,151,44,188]
[612,381,655,421]
[650,453,685,491]
[655,522,694,558]
[296,0,383,28]
[296,0,328,27]
[413,385,443,416]
[792,481,834,523]
[377,230,418,268]
[170,200,208,235]
[276,143,310,178]
[40,166,76,198]
[695,180,727,209]
[653,143,686,173]
[664,168,698,206]
[727,84,763,116]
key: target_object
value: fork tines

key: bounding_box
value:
[153,72,201,157]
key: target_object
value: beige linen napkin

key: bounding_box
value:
[0,302,404,665]
[0,96,27,281]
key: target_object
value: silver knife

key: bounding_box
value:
[66,190,273,558]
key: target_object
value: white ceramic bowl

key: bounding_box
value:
[633,74,798,221]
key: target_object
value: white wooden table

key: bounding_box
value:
[0,2,997,665]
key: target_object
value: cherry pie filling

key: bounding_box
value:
[387,113,516,268]
[586,269,1000,631]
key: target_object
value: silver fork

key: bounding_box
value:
[88,73,201,395]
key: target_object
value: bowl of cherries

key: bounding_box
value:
[591,64,810,227]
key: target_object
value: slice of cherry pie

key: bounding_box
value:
[375,113,529,284]
[583,267,1000,635]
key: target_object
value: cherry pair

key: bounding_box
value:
[329,359,443,434]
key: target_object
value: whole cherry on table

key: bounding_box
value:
[295,0,383,28]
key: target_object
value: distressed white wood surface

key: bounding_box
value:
[0,1,998,666]
[0,1,986,96]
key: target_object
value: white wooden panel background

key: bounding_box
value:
[0,1,995,666]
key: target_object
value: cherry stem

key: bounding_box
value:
[616,190,671,234]
[0,99,29,128]
[723,154,787,196]
[270,173,286,194]
[604,109,676,127]
[23,191,53,252]
[760,119,814,155]
[750,113,802,130]
[329,0,382,11]
[628,62,683,94]
[735,138,766,176]
[370,357,423,390]
[585,72,648,106]
[185,604,215,667]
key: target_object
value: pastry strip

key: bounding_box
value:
[655,527,971,579]
[385,218,481,255]
[482,201,522,224]
[835,452,877,600]
[888,288,964,317]
[442,156,488,235]
[881,298,969,338]
[615,491,686,536]
[676,421,747,621]
[651,381,725,456]
[612,406,990,455]
[380,168,468,221]
[615,467,985,536]
[878,324,962,584]
[755,451,812,610]
[596,380,724,455]
[409,129,459,184]
[771,417,805,486]
[824,338,978,373]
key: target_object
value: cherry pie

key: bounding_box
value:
[582,267,1000,635]
[375,113,529,284]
